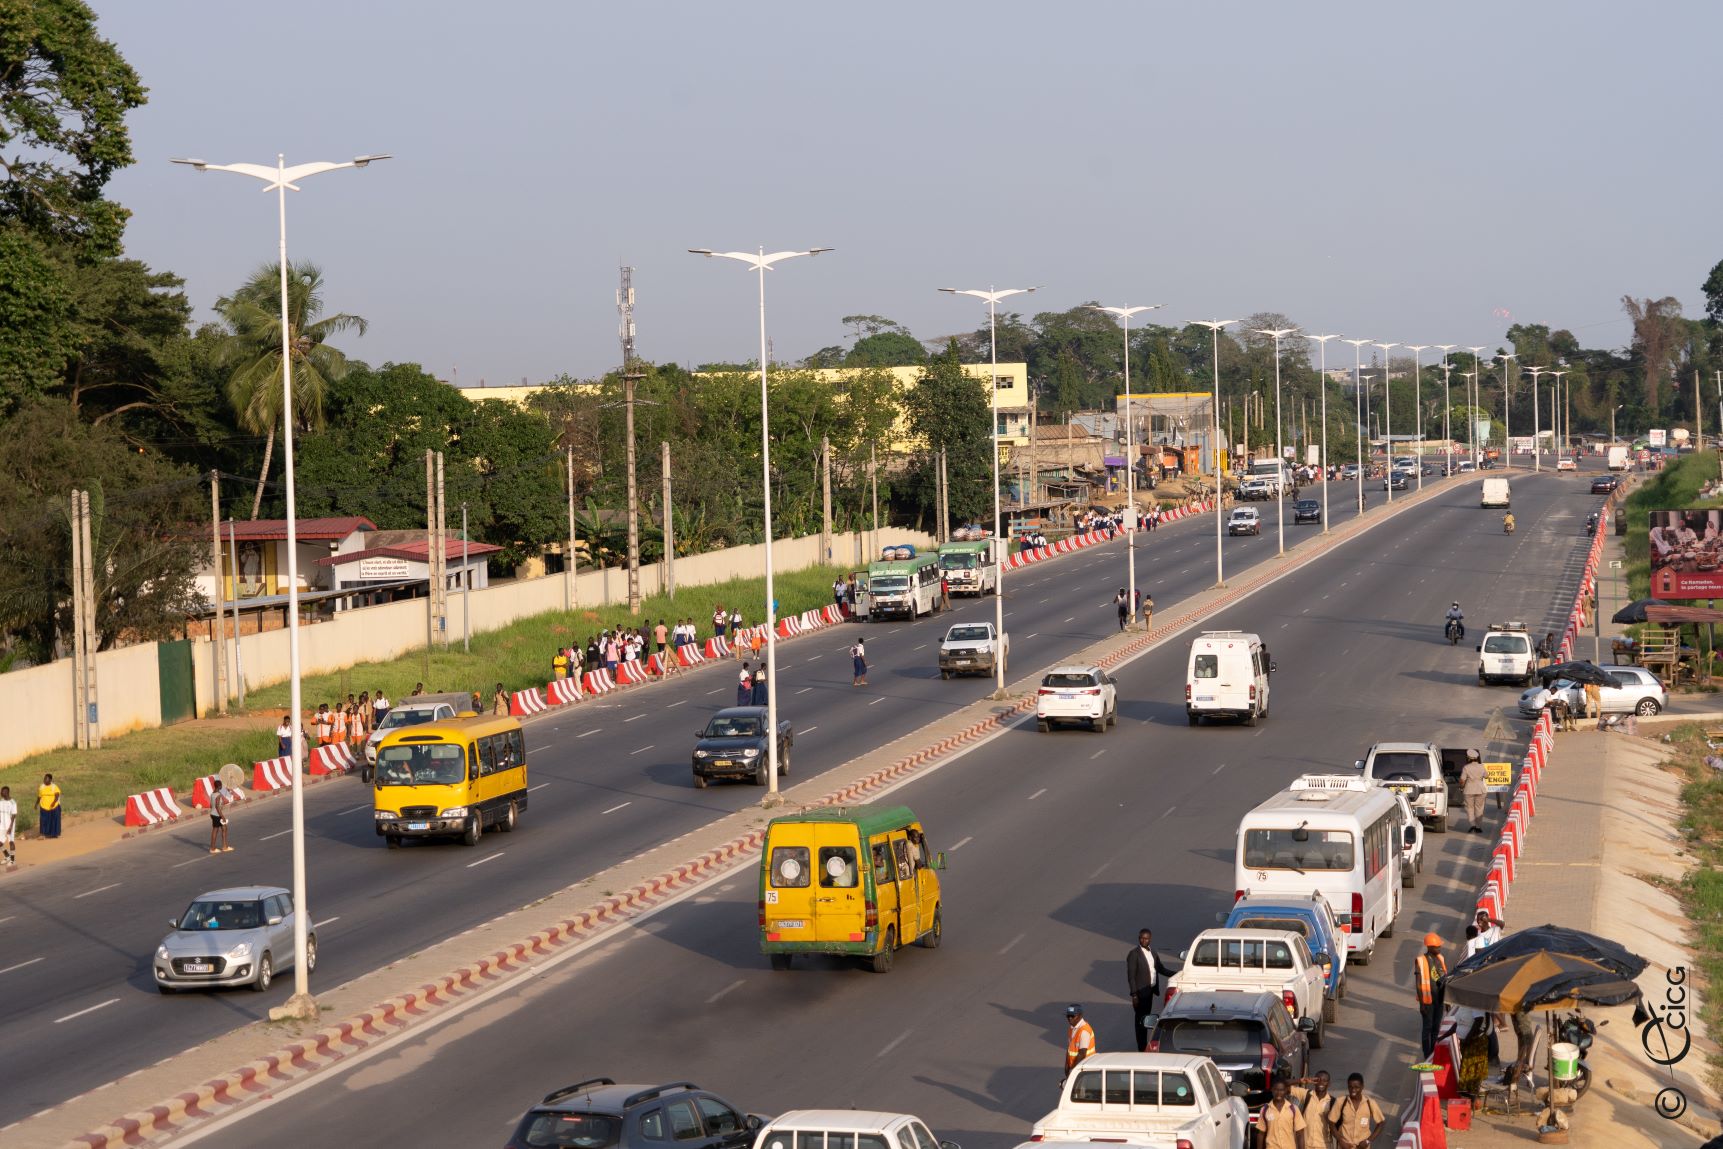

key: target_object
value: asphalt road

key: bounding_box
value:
[0,481,1404,1122]
[179,470,1607,1149]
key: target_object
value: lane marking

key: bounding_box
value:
[706,978,745,1004]
[628,745,654,756]
[998,932,1026,955]
[949,835,974,851]
[527,782,552,793]
[1064,616,1076,623]
[1028,788,1047,800]
[1025,632,1039,639]
[624,714,645,723]
[706,689,723,696]
[668,700,686,708]
[795,687,812,695]
[1212,763,1227,774]
[465,852,504,869]
[260,828,293,842]
[577,730,601,738]
[1088,862,1109,880]
[74,883,120,900]
[913,644,927,651]
[869,698,884,706]
[807,654,822,661]
[172,856,206,869]
[337,804,369,815]
[601,802,632,815]
[800,726,819,735]
[876,1030,913,1058]
[312,916,340,930]
[0,957,44,976]
[54,998,119,1024]
[1090,749,1107,759]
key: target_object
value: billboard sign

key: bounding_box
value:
[1649,508,1723,598]
[1649,429,1667,447]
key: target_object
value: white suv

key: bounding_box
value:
[1477,623,1535,686]
[1036,665,1118,732]
[1227,507,1261,536]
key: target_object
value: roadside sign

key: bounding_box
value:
[1484,761,1513,792]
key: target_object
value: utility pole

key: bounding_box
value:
[461,502,471,653]
[70,488,88,749]
[208,471,228,715]
[938,446,949,542]
[71,489,99,748]
[82,488,100,747]
[662,441,675,597]
[425,450,435,674]
[227,520,246,708]
[564,445,577,612]
[870,444,879,559]
[435,449,448,648]
[1697,369,1705,455]
[820,435,832,564]
[623,370,643,615]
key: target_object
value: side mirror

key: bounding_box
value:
[168,917,179,929]
[1179,949,1190,961]
[1404,827,1417,846]
[1214,911,1229,924]
[933,851,947,871]
[1297,1016,1317,1033]
[939,1141,961,1149]
[1352,759,1365,770]
[1229,1080,1252,1098]
[1311,952,1328,965]
[1475,645,1483,653]
[267,916,284,926]
[745,1116,765,1133]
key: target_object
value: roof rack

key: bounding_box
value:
[622,1082,701,1109]
[543,1077,616,1105]
[1489,621,1528,632]
[1290,774,1370,793]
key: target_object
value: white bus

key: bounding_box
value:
[865,554,943,620]
[1233,774,1402,964]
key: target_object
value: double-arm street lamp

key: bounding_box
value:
[690,246,833,798]
[1374,344,1399,502]
[1091,303,1164,625]
[1550,369,1568,457]
[1495,351,1518,466]
[1524,365,1549,472]
[941,286,1036,699]
[172,151,390,1020]
[1465,346,1487,464]
[1191,320,1239,586]
[1341,338,1373,512]
[1305,335,1342,532]
[1403,346,1428,490]
[1254,326,1299,554]
[1434,346,1456,475]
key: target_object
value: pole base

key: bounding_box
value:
[989,688,1011,702]
[269,992,320,1022]
[760,792,787,810]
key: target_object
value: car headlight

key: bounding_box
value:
[157,945,171,961]
[441,806,468,819]
[741,748,760,758]
[694,750,708,758]
[227,942,252,960]
[374,810,397,821]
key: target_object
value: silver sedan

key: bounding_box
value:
[154,885,316,993]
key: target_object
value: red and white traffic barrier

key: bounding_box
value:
[676,643,706,667]
[124,786,184,827]
[547,678,583,706]
[822,605,843,625]
[190,774,250,809]
[616,660,651,685]
[775,616,801,638]
[705,636,731,658]
[799,609,821,631]
[582,668,615,694]
[308,742,358,775]
[253,757,296,792]
[511,688,551,716]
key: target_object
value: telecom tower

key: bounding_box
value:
[618,266,636,365]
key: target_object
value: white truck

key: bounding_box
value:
[937,620,1008,679]
[1480,476,1510,507]
[1607,445,1629,471]
[1357,741,1451,833]
[1167,928,1329,1047]
[1029,1052,1249,1149]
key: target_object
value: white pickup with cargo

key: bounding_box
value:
[1166,928,1329,1047]
[1480,477,1511,507]
[1028,1052,1249,1149]
[1356,742,1451,833]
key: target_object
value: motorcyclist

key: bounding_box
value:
[1503,511,1516,534]
[1445,602,1465,640]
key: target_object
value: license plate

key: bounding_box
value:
[955,660,972,666]
[1196,695,1214,702]
[713,759,731,768]
[1057,692,1076,699]
[183,961,212,973]
[407,821,429,831]
[775,920,806,929]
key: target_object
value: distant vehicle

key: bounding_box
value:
[1591,475,1619,494]
[936,539,998,597]
[1339,463,1361,480]
[1237,476,1278,501]
[1556,457,1578,472]
[1520,668,1667,718]
[1382,473,1408,491]
[1456,460,1476,473]
[364,691,470,767]
[155,885,313,994]
[1227,507,1261,536]
[1146,992,1313,1120]
[691,707,791,789]
[1030,1051,1249,1149]
[757,1113,959,1149]
[506,1079,764,1149]
[1292,499,1321,524]
[1356,742,1450,833]
[1223,892,1348,1015]
[1036,665,1118,732]
[938,620,1007,678]
[1607,444,1630,471]
[1480,477,1511,507]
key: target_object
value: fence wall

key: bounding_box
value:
[3,528,921,769]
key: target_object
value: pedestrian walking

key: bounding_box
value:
[0,785,17,867]
[208,778,233,854]
[330,702,349,750]
[1125,927,1177,1051]
[1114,587,1129,631]
[372,689,390,728]
[1413,933,1448,1058]
[348,704,366,752]
[713,606,727,639]
[1063,1004,1096,1079]
[737,663,753,707]
[1254,1077,1305,1149]
[1535,632,1554,667]
[36,772,62,839]
[276,715,294,758]
[851,639,868,686]
[654,619,669,656]
[1141,591,1154,630]
[750,628,765,661]
[1584,679,1603,727]
[1330,1075,1384,1149]
[492,682,508,716]
[730,607,744,641]
[751,664,768,706]
[1459,752,1488,833]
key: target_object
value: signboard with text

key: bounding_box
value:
[1648,508,1723,598]
[357,556,413,581]
[1650,429,1668,447]
[1484,761,1513,792]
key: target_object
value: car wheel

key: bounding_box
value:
[1037,719,1050,733]
[693,772,708,789]
[753,759,768,786]
[1383,913,1395,938]
[157,983,175,995]
[1417,850,1424,874]
[252,952,273,992]
[940,670,949,680]
[1107,705,1117,729]
[1090,716,1103,733]
[1353,946,1371,966]
[385,834,400,850]
[779,745,790,776]
[1430,815,1447,834]
[919,906,942,949]
[305,933,318,974]
[461,813,481,847]
[499,800,518,833]
[1310,1015,1325,1050]
[1637,698,1662,716]
[1322,992,1337,1023]
[1477,675,1487,686]
[1187,712,1200,726]
[871,927,896,973]
[1402,863,1415,889]
[770,953,792,971]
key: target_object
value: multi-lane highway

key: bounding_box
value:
[171,471,1601,1149]
[0,483,1407,1122]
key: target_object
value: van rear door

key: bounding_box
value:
[810,824,865,943]
[764,830,819,943]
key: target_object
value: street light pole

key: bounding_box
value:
[1464,346,1486,465]
[1192,320,1239,586]
[1403,346,1428,490]
[1496,352,1518,468]
[1342,339,1373,514]
[173,150,388,1021]
[690,246,833,800]
[1254,327,1298,554]
[1306,335,1342,533]
[944,286,1037,698]
[1092,303,1164,625]
[1550,369,1568,458]
[1524,365,1548,472]
[1434,346,1456,476]
[1374,344,1399,502]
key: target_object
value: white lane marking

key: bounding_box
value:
[668,700,686,708]
[1213,763,1227,775]
[465,852,504,869]
[706,978,745,1004]
[877,1029,913,1058]
[795,687,812,695]
[625,714,645,723]
[1163,806,1177,818]
[527,782,552,793]
[1090,749,1107,759]
[1025,632,1039,639]
[628,745,654,756]
[706,689,723,696]
[1028,788,1047,800]
[998,932,1026,955]
[54,998,119,1024]
[869,697,884,706]
[0,916,11,926]
[577,730,601,738]
[0,957,44,976]
[1088,862,1109,880]
[313,916,340,929]
[799,726,819,735]
[260,828,293,842]
[949,835,974,851]
[601,802,632,815]
[914,644,927,651]
[172,856,206,869]
[1039,597,1050,603]
[807,654,822,661]
[337,804,369,815]
[1064,616,1076,622]
[74,883,120,899]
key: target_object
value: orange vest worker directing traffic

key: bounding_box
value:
[1064,1003,1096,1078]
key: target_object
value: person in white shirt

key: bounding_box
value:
[1472,910,1504,953]
[0,785,17,866]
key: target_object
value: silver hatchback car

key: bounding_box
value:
[154,885,315,993]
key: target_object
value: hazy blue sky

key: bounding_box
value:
[98,1,1720,385]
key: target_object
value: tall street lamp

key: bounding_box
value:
[1465,346,1487,465]
[1306,335,1342,532]
[1612,403,1623,444]
[1550,369,1568,458]
[1191,320,1238,585]
[1434,346,1456,475]
[1342,338,1374,514]
[1374,344,1399,502]
[1495,351,1518,467]
[1524,365,1549,472]
[1254,326,1299,554]
[172,150,390,1021]
[691,246,834,797]
[942,286,1036,699]
[1091,303,1164,624]
[1403,346,1428,490]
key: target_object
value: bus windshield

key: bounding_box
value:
[1241,828,1355,872]
[872,575,908,592]
[940,553,979,569]
[377,743,466,787]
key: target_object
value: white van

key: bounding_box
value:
[1234,774,1402,964]
[753,1111,959,1149]
[1185,630,1272,726]
[1480,477,1510,507]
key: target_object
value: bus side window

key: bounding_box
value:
[870,839,892,884]
[508,729,526,768]
[467,743,480,783]
[479,736,498,777]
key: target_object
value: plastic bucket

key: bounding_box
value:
[1551,1042,1580,1081]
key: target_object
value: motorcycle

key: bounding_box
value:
[1586,512,1600,535]
[1504,515,1516,535]
[1444,618,1464,645]
[1556,1008,1602,1099]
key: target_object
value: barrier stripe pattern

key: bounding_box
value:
[123,787,183,827]
[307,743,358,776]
[546,678,583,706]
[190,776,250,810]
[251,758,296,792]
[509,688,551,717]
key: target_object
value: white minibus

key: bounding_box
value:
[1233,774,1401,964]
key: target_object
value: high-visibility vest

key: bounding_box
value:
[1066,1019,1096,1063]
[1415,953,1447,1005]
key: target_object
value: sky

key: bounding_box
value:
[97,1,1722,386]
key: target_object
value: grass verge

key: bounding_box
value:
[1652,722,1723,1096]
[0,564,854,831]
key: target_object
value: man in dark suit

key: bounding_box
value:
[1125,928,1179,1051]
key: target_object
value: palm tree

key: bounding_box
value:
[216,262,366,518]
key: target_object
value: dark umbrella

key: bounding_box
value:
[1444,924,1647,1013]
[1537,660,1616,687]
[1612,597,1657,624]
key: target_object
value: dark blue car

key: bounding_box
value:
[1224,892,1347,1019]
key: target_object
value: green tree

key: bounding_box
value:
[215,262,366,518]
[1704,258,1723,327]
[845,329,926,367]
[61,257,192,428]
[903,340,991,526]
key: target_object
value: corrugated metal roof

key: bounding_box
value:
[221,516,376,542]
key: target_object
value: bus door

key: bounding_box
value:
[869,834,904,948]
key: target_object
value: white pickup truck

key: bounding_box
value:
[1167,928,1329,1048]
[937,620,1008,679]
[1028,1052,1248,1149]
[1356,741,1451,833]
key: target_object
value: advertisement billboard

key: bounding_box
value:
[1649,509,1723,598]
[1649,429,1667,447]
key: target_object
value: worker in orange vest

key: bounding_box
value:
[1414,933,1448,1058]
[1064,1003,1096,1078]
